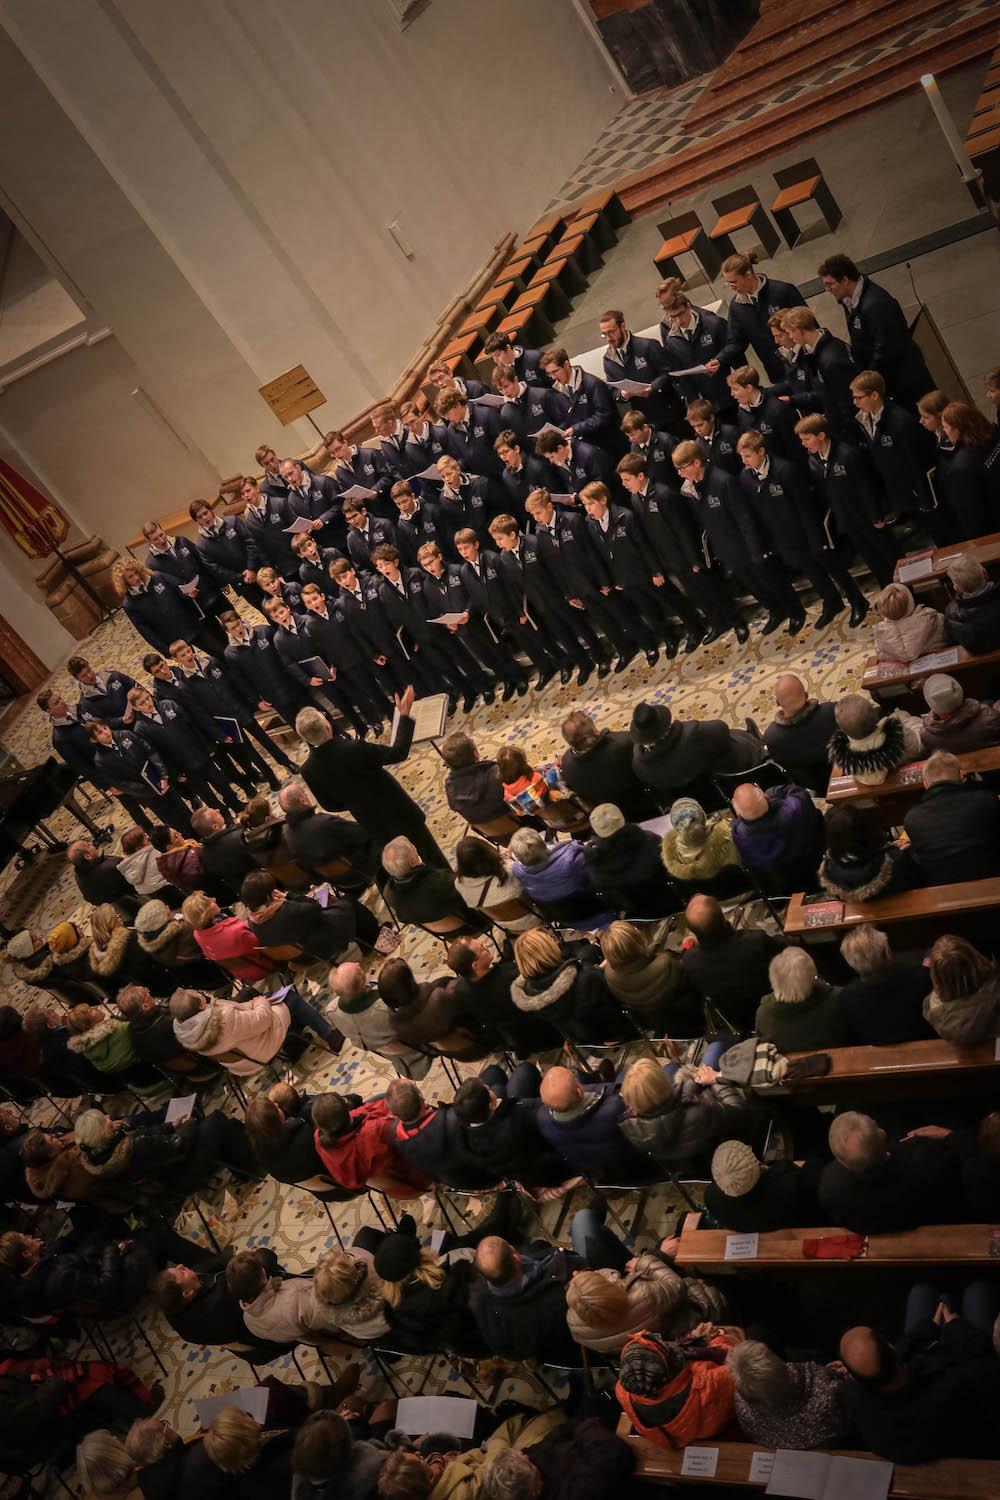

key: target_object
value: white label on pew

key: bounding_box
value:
[724,1232,759,1260]
[898,556,934,583]
[681,1447,719,1477]
[907,646,959,674]
[749,1452,775,1484]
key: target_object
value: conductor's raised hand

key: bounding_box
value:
[395,685,416,717]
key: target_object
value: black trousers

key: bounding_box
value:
[179,762,243,815]
[119,794,154,832]
[800,552,868,613]
[462,617,523,684]
[501,617,555,675]
[684,567,745,632]
[225,733,281,790]
[416,634,485,696]
[140,785,195,837]
[243,717,296,773]
[192,617,229,658]
[579,589,638,656]
[540,595,607,664]
[617,582,679,648]
[844,522,898,589]
[336,665,391,729]
[731,559,800,619]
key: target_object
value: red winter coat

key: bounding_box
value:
[616,1330,736,1450]
[314,1098,430,1193]
[192,916,278,982]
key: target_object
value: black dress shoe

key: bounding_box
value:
[644,647,659,666]
[786,613,806,636]
[734,623,750,644]
[683,631,703,654]
[662,639,678,659]
[559,665,573,686]
[482,686,496,706]
[368,722,384,738]
[814,604,842,629]
[849,602,870,628]
[501,681,517,702]
[576,662,593,686]
[535,669,555,691]
[701,624,725,645]
[446,695,459,717]
[462,691,477,714]
[761,614,783,635]
[597,659,612,679]
[515,679,530,696]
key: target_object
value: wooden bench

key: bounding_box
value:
[708,186,780,259]
[439,331,483,370]
[770,155,842,246]
[525,211,568,245]
[496,304,555,349]
[653,209,723,285]
[785,1036,1000,1105]
[569,207,618,253]
[894,532,1000,609]
[618,1422,1000,1498]
[527,253,588,302]
[551,225,603,275]
[675,1211,998,1271]
[862,644,1000,711]
[966,44,1000,199]
[826,748,1000,827]
[455,301,508,341]
[784,878,1000,947]
[569,186,629,232]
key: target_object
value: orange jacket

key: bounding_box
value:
[615,1330,735,1449]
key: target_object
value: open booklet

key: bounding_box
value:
[283,515,315,534]
[338,484,377,500]
[390,692,449,744]
[766,1450,892,1500]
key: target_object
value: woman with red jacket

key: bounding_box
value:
[312,1093,429,1199]
[616,1326,742,1449]
[181,890,279,984]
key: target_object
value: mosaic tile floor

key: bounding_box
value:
[0,581,874,1448]
[550,0,999,205]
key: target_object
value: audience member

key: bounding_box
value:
[728,1340,847,1450]
[944,554,1000,655]
[447,937,559,1054]
[118,828,178,902]
[819,1110,970,1233]
[763,675,837,795]
[566,1252,727,1354]
[385,1077,490,1189]
[470,1234,584,1364]
[660,798,745,898]
[327,962,429,1074]
[819,803,917,901]
[828,694,922,786]
[705,1140,827,1232]
[279,782,380,889]
[382,836,490,936]
[148,825,205,893]
[86,904,163,996]
[452,1069,566,1186]
[924,933,1000,1044]
[509,827,612,930]
[242,869,375,967]
[377,956,485,1061]
[511,928,625,1043]
[190,805,255,897]
[133,900,222,990]
[440,732,510,827]
[290,1411,390,1500]
[920,673,1000,753]
[226,1249,342,1346]
[375,1227,486,1356]
[680,895,780,1032]
[730,781,823,893]
[314,1247,390,1342]
[181,890,279,984]
[536,1065,654,1182]
[903,750,1000,885]
[599,920,703,1036]
[74,1106,254,1193]
[312,1090,429,1198]
[453,837,544,934]
[630,701,763,804]
[6,924,103,1007]
[755,947,846,1051]
[872,583,947,664]
[583,803,676,917]
[620,1056,753,1173]
[153,1252,277,1346]
[244,1088,327,1187]
[67,840,140,918]
[169,986,294,1075]
[559,710,658,821]
[615,1324,741,1449]
[836,926,934,1044]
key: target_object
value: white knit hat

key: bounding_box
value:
[5,931,34,961]
[711,1139,761,1196]
[135,900,170,934]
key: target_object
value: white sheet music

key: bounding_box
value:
[395,1395,477,1438]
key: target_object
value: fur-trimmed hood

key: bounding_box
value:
[66,1014,121,1054]
[820,849,896,902]
[136,915,193,955]
[15,929,94,980]
[510,961,577,1013]
[80,1130,135,1178]
[88,927,131,977]
[828,715,905,784]
[923,972,1000,1046]
[172,1001,221,1054]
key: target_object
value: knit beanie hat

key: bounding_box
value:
[670,797,706,833]
[711,1139,761,1197]
[135,900,171,935]
[372,1232,423,1284]
[590,803,625,839]
[48,922,79,954]
[629,701,671,746]
[619,1335,685,1395]
[6,930,34,961]
[923,673,963,715]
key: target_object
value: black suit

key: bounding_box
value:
[459,548,552,676]
[584,504,678,650]
[300,715,447,868]
[807,439,897,588]
[843,277,933,408]
[530,509,635,657]
[302,606,390,730]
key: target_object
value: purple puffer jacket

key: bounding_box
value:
[730,785,821,870]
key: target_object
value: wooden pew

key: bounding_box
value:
[825,747,1000,827]
[618,1421,1000,1498]
[862,644,1000,711]
[893,531,1000,609]
[675,1212,997,1271]
[786,1037,1000,1105]
[784,879,1000,947]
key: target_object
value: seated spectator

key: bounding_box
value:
[763,675,837,795]
[67,840,139,919]
[13,1003,102,1096]
[279,781,379,887]
[76,1429,153,1500]
[963,1111,1000,1221]
[116,984,216,1076]
[0,1004,47,1097]
[680,896,781,1034]
[312,1091,429,1198]
[479,1410,636,1500]
[630,700,763,804]
[242,869,377,963]
[705,1140,828,1232]
[447,937,560,1054]
[239,797,309,890]
[904,750,1000,885]
[0,1221,204,1319]
[382,836,490,937]
[511,928,625,1044]
[118,827,178,902]
[385,1077,491,1189]
[660,798,745,899]
[828,694,922,786]
[872,582,947,664]
[169,986,293,1075]
[508,828,612,930]
[470,1234,584,1364]
[123,1417,235,1500]
[181,890,279,984]
[599,921,703,1036]
[375,1229,486,1356]
[86,904,164,997]
[440,732,510,827]
[245,1087,327,1187]
[313,1247,390,1342]
[944,553,1000,655]
[559,709,657,822]
[226,1248,342,1346]
[566,1253,727,1354]
[190,805,255,898]
[327,962,429,1074]
[133,899,222,991]
[583,804,678,917]
[615,1325,740,1449]
[290,1412,390,1500]
[838,1309,1000,1463]
[924,933,1000,1044]
[920,672,1000,753]
[496,745,582,830]
[452,1069,566,1187]
[7,1368,159,1473]
[153,1251,281,1345]
[818,1110,970,1233]
[620,1056,753,1173]
[755,947,846,1051]
[147,824,205,893]
[819,803,917,901]
[6,924,103,1007]
[536,1065,655,1183]
[727,1340,847,1450]
[837,926,934,1045]
[200,1407,296,1497]
[453,837,544,934]
[730,782,824,893]
[74,1105,254,1193]
[377,957,486,1061]
[65,1004,153,1088]
[21,1130,134,1213]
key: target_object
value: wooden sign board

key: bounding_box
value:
[258,365,326,427]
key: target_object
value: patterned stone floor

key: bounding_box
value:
[550,0,999,205]
[0,582,874,1446]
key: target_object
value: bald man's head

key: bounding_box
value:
[330,961,366,999]
[732,783,769,821]
[278,782,311,814]
[685,893,728,945]
[840,1326,897,1386]
[539,1066,583,1113]
[775,674,808,716]
[476,1235,519,1285]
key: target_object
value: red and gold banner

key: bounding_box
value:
[0,455,69,559]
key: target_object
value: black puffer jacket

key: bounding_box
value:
[511,958,627,1043]
[385,1255,487,1356]
[945,580,1000,656]
[621,1075,753,1171]
[583,823,678,917]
